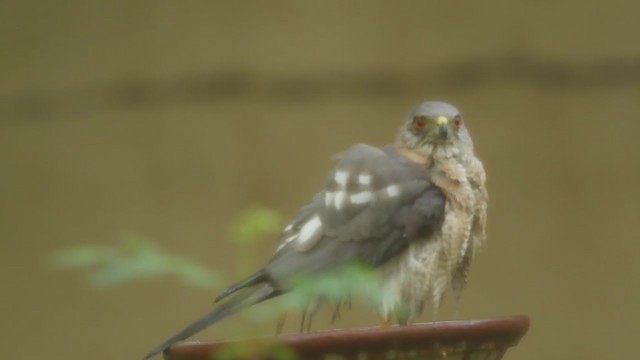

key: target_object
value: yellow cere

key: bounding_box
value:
[436,115,448,125]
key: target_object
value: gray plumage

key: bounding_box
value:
[144,101,488,359]
[266,144,445,282]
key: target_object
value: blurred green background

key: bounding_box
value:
[1,1,639,359]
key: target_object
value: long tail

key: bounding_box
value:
[143,280,278,359]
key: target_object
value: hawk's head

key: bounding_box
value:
[396,101,474,156]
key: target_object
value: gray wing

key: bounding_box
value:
[142,144,446,358]
[266,144,445,287]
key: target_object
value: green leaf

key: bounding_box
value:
[229,206,282,245]
[51,235,222,289]
[50,245,117,268]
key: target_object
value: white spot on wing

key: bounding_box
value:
[334,170,349,187]
[334,191,347,210]
[350,191,374,205]
[274,234,297,254]
[284,223,293,232]
[325,191,335,207]
[358,173,372,185]
[296,215,323,251]
[385,185,401,197]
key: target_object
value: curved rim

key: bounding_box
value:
[164,315,530,360]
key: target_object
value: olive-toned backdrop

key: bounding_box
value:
[2,1,639,359]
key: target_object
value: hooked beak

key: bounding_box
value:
[435,115,449,139]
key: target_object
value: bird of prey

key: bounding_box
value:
[144,101,488,359]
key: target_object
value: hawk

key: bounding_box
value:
[144,101,488,359]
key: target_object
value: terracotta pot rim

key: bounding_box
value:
[164,315,530,360]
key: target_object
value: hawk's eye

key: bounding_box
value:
[453,115,463,128]
[412,116,427,132]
